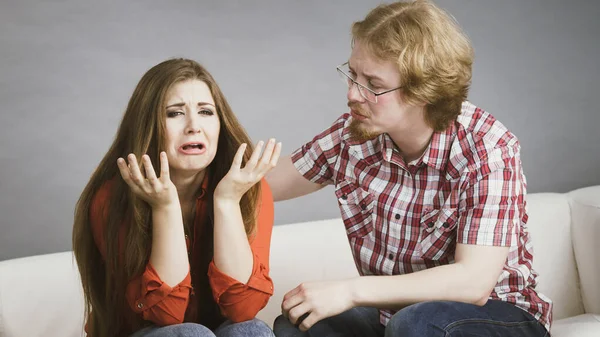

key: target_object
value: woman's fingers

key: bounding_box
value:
[258,139,281,175]
[159,152,170,180]
[244,140,264,171]
[259,139,276,166]
[118,153,164,191]
[270,141,282,167]
[231,143,248,170]
[127,154,146,185]
[142,155,158,185]
[116,153,178,208]
[117,157,134,186]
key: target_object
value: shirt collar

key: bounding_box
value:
[417,121,456,171]
[343,114,456,172]
[375,121,456,172]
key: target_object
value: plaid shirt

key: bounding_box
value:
[291,101,552,332]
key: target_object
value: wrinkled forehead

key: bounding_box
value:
[165,79,215,107]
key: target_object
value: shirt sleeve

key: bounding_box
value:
[89,182,192,326]
[291,114,349,185]
[456,144,525,247]
[207,179,275,322]
[124,263,192,325]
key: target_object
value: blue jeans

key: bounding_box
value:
[273,300,549,337]
[130,318,274,337]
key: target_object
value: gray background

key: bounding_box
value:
[1,0,599,261]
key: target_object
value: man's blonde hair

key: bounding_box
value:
[352,0,474,131]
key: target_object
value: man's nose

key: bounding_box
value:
[347,82,365,103]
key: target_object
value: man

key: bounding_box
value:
[267,1,552,336]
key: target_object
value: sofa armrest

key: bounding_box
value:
[569,185,600,315]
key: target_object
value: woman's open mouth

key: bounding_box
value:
[178,142,206,155]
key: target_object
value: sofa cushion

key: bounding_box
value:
[0,251,84,337]
[552,314,600,337]
[258,218,357,326]
[518,193,584,320]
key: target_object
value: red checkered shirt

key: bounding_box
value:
[291,101,552,332]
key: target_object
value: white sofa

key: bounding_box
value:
[1,186,599,337]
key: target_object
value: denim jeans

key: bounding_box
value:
[273,300,549,337]
[130,318,274,337]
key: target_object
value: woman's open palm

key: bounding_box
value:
[117,152,179,208]
[215,139,282,202]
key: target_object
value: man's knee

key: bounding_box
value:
[386,304,422,336]
[273,315,303,337]
[386,302,449,337]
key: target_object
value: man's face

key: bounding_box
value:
[346,40,415,141]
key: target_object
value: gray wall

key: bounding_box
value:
[1,0,599,261]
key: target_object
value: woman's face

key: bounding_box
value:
[163,79,220,177]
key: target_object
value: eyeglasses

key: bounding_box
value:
[336,62,402,104]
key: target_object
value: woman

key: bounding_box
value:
[72,58,281,337]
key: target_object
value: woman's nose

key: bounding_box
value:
[185,115,202,134]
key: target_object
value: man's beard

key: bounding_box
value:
[348,103,380,142]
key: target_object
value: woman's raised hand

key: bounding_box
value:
[215,139,282,202]
[117,152,179,208]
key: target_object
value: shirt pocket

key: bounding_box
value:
[419,207,459,260]
[334,180,374,238]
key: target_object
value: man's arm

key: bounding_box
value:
[351,243,509,309]
[266,155,325,201]
[283,243,508,331]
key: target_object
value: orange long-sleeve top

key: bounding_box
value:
[88,177,274,335]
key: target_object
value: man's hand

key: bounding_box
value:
[281,279,356,332]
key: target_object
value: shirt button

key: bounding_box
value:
[361,204,367,210]
[341,194,347,200]
[388,253,394,260]
[137,302,144,309]
[442,222,450,228]
[428,222,434,228]
[395,214,400,220]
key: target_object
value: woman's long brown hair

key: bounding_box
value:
[72,59,260,337]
